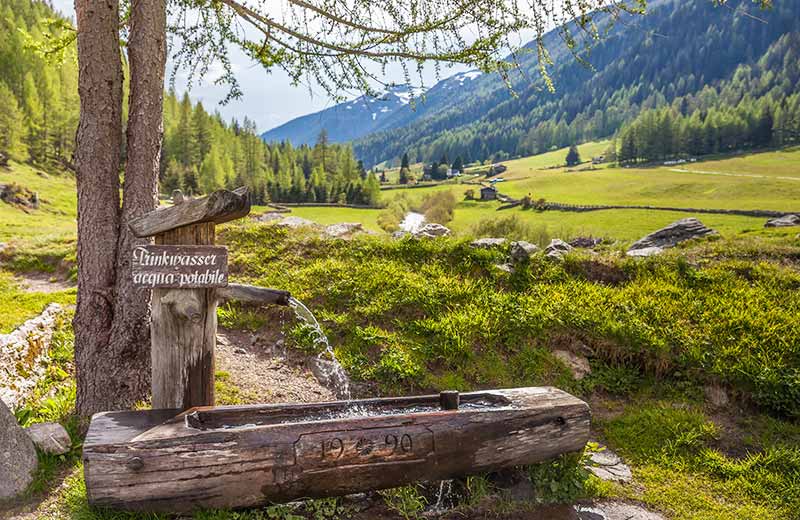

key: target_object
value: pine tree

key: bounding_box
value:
[0,81,28,162]
[21,72,46,163]
[565,144,580,166]
[401,152,410,169]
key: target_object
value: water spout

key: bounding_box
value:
[288,297,351,400]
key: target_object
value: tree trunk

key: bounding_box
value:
[104,0,168,412]
[73,0,124,417]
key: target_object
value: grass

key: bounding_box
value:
[0,270,75,333]
[0,161,77,243]
[223,224,800,417]
[599,402,800,519]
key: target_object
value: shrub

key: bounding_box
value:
[420,190,457,224]
[471,214,551,246]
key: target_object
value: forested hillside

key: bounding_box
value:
[0,0,381,206]
[0,0,78,168]
[615,32,800,163]
[161,92,381,205]
[348,0,800,166]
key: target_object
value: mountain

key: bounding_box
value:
[260,84,427,146]
[261,0,800,167]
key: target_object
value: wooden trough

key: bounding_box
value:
[84,387,590,512]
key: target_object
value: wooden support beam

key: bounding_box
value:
[216,283,291,306]
[83,387,591,512]
[129,187,250,238]
[150,222,217,410]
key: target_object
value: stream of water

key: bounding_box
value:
[399,211,426,233]
[288,297,352,400]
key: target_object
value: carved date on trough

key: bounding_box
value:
[83,387,590,512]
[131,245,228,289]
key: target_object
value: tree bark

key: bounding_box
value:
[104,0,168,412]
[73,0,124,417]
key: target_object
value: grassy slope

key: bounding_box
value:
[495,147,800,210]
[0,162,76,331]
[0,161,77,242]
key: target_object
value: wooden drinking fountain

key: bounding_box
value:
[84,387,590,512]
[83,187,591,512]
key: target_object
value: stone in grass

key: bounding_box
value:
[0,399,37,499]
[585,446,632,483]
[470,237,508,249]
[275,216,319,228]
[413,223,451,238]
[545,238,573,261]
[627,218,716,257]
[26,422,71,455]
[704,384,729,408]
[575,501,666,519]
[764,214,800,228]
[509,240,540,262]
[324,222,364,238]
[553,350,591,381]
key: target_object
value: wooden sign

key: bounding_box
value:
[131,245,228,289]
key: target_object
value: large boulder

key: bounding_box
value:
[0,399,37,499]
[765,214,800,228]
[509,241,540,262]
[26,422,71,455]
[470,237,507,249]
[627,218,716,256]
[413,223,451,239]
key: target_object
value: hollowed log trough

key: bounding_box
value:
[84,387,590,512]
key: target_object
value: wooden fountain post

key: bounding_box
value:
[129,187,288,411]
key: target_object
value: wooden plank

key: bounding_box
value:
[150,223,217,410]
[128,187,250,238]
[215,283,290,306]
[132,245,228,289]
[83,387,591,512]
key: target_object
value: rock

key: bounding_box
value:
[628,218,716,256]
[413,223,451,238]
[324,222,363,238]
[0,399,37,499]
[1,303,64,408]
[570,237,603,249]
[704,385,729,408]
[470,237,507,249]
[509,241,540,262]
[233,347,248,355]
[545,238,573,260]
[275,216,319,228]
[391,230,409,239]
[585,447,632,483]
[494,263,515,273]
[576,502,665,520]
[553,350,591,380]
[25,422,71,455]
[254,212,285,223]
[765,214,800,228]
[626,246,664,258]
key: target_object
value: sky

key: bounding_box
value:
[48,0,471,133]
